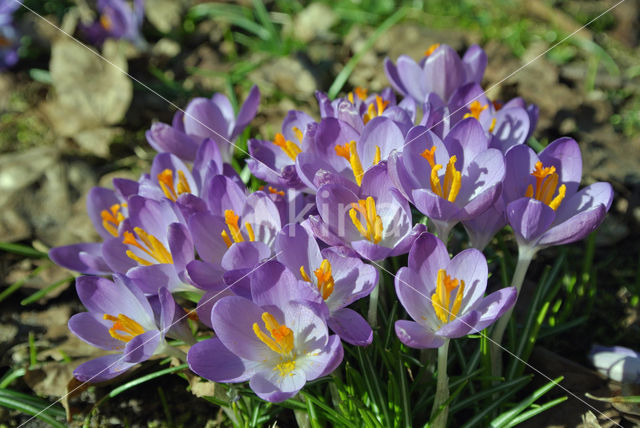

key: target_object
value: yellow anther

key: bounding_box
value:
[100,14,112,30]
[268,186,285,196]
[101,203,126,237]
[221,210,255,247]
[424,148,461,203]
[103,313,145,343]
[463,100,488,120]
[420,146,437,168]
[431,269,465,324]
[335,140,365,186]
[525,161,566,210]
[292,126,304,144]
[300,265,311,282]
[373,146,381,165]
[123,227,173,265]
[158,169,192,202]
[349,196,383,244]
[348,87,368,104]
[424,43,440,57]
[314,259,335,300]
[272,133,302,161]
[253,312,294,356]
[363,95,389,124]
[488,118,497,133]
[245,222,256,242]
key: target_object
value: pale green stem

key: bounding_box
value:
[431,339,450,428]
[490,246,536,378]
[367,272,381,327]
[160,343,187,363]
[432,220,453,245]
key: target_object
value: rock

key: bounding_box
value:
[248,56,317,99]
[145,0,188,33]
[291,3,337,43]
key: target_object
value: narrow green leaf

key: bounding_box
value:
[0,389,66,428]
[0,242,48,258]
[109,364,188,398]
[21,276,74,306]
[505,396,568,427]
[490,376,563,427]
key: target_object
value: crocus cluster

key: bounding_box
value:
[0,0,22,70]
[53,42,612,404]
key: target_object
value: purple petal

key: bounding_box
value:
[504,144,537,202]
[249,370,306,403]
[203,175,247,216]
[423,45,464,102]
[186,260,225,290]
[539,137,583,197]
[408,232,449,280]
[211,296,274,361]
[73,354,136,383]
[328,308,372,346]
[221,241,271,271]
[507,198,556,245]
[445,249,488,314]
[123,330,161,363]
[444,118,489,168]
[188,338,256,383]
[188,212,228,263]
[127,264,183,294]
[538,205,607,247]
[49,243,111,275]
[412,188,461,221]
[302,334,344,380]
[395,267,433,323]
[461,44,487,84]
[358,117,404,168]
[395,320,445,349]
[276,224,323,282]
[489,107,530,153]
[233,85,260,139]
[554,182,614,225]
[435,310,480,338]
[68,312,122,350]
[145,122,199,162]
[384,57,409,96]
[87,187,121,239]
[470,287,517,332]
[396,55,426,103]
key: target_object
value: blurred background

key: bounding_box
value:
[1,0,640,426]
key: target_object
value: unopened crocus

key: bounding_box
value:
[389,118,505,241]
[276,224,377,345]
[187,262,343,402]
[309,162,424,262]
[589,345,640,384]
[146,86,260,163]
[182,86,260,162]
[82,0,145,47]
[384,44,487,104]
[69,275,191,382]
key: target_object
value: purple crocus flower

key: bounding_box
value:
[82,0,145,47]
[395,233,516,348]
[69,275,190,382]
[49,180,138,275]
[309,162,425,261]
[186,175,281,290]
[0,0,21,70]
[384,44,487,104]
[187,262,343,402]
[296,115,406,192]
[146,86,260,163]
[588,345,640,384]
[101,196,195,293]
[247,110,316,189]
[276,224,378,345]
[504,137,613,253]
[389,118,505,240]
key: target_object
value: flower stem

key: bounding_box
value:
[431,339,450,428]
[490,246,535,378]
[367,273,381,327]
